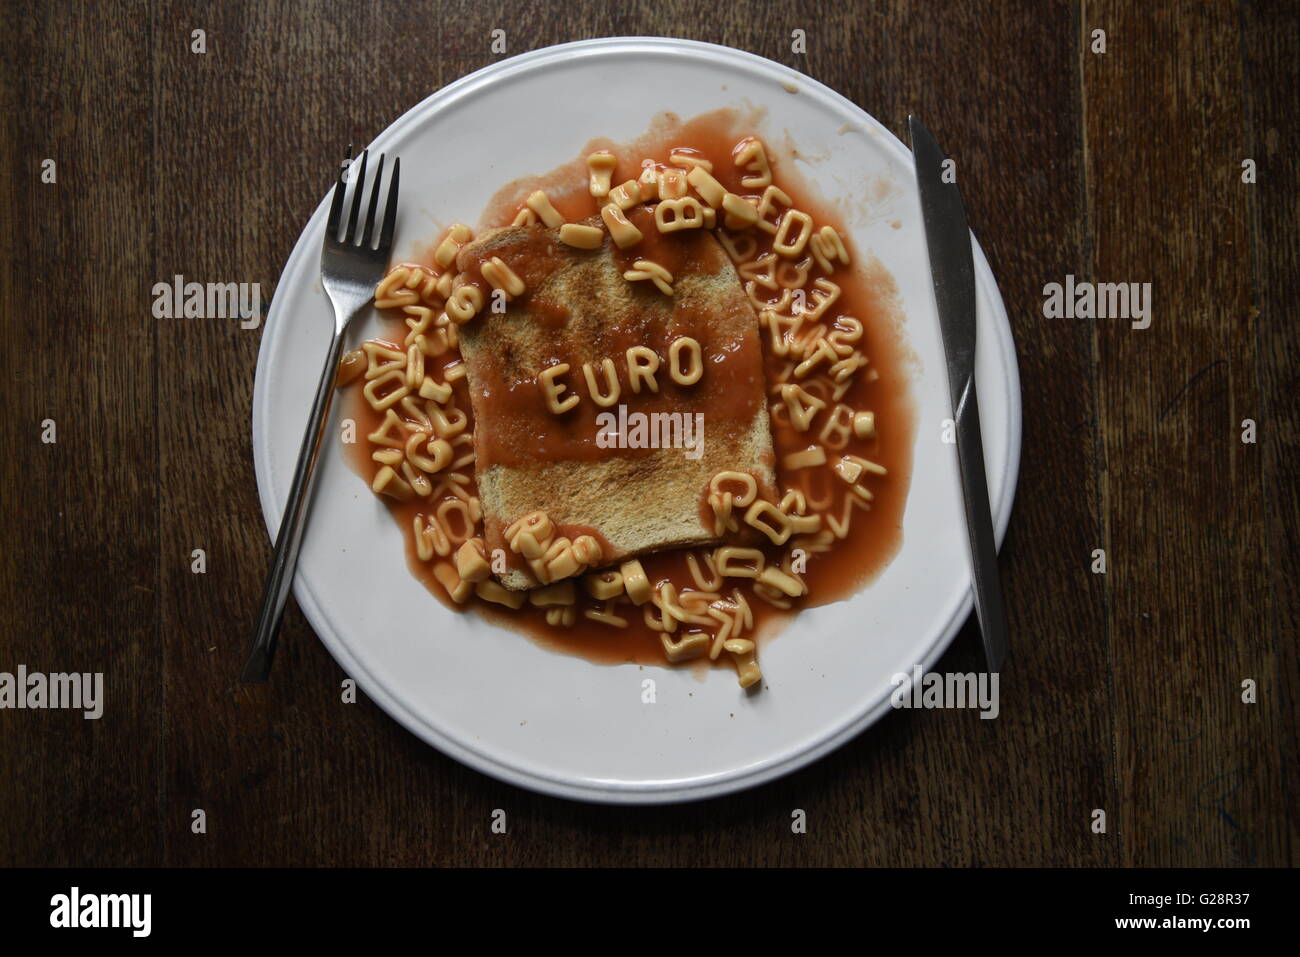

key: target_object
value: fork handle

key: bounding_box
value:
[242,326,348,682]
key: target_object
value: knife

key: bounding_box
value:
[908,115,1008,673]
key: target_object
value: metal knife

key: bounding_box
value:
[908,115,1008,672]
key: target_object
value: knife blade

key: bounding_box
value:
[908,115,1008,672]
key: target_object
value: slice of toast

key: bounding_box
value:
[456,212,776,589]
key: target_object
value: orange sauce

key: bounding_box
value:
[340,107,917,677]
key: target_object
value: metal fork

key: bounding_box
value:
[242,149,400,682]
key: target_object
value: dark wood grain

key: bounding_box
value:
[0,0,1293,866]
[0,0,161,866]
[1083,0,1284,865]
[1239,0,1300,868]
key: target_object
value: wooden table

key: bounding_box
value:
[1,0,1294,867]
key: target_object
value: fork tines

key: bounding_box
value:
[326,149,400,254]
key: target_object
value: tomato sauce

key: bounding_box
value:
[339,107,917,680]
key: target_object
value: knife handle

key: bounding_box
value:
[953,376,1009,672]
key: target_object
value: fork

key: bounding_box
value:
[242,149,400,682]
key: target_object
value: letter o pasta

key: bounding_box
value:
[668,336,703,385]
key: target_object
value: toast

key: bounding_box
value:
[456,212,777,590]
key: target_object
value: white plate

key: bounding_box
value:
[252,37,1021,803]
